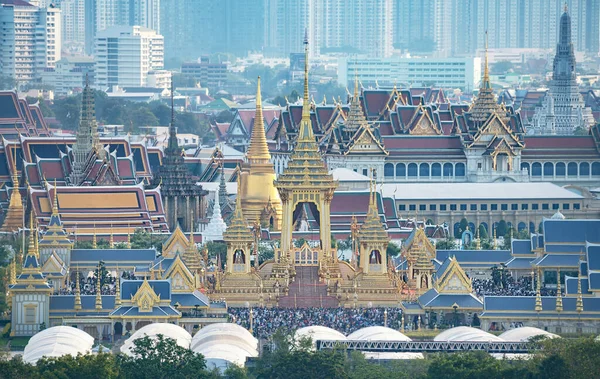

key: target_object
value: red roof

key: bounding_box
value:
[524,136,596,149]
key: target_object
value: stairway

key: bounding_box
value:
[278,266,339,308]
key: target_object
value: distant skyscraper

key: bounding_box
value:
[94,26,164,88]
[263,0,310,57]
[130,0,160,33]
[61,0,86,47]
[0,0,62,82]
[394,0,435,51]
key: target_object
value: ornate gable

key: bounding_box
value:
[41,251,65,273]
[163,255,196,292]
[468,113,523,148]
[404,228,436,262]
[131,279,161,312]
[345,127,388,155]
[408,106,442,136]
[162,225,190,258]
[435,258,472,293]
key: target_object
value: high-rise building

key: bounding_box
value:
[61,0,86,47]
[263,0,310,57]
[0,0,61,83]
[94,26,164,88]
[130,0,160,33]
[394,0,435,51]
[585,0,600,54]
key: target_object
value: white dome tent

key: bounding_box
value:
[120,323,192,357]
[499,327,559,342]
[23,326,94,365]
[294,326,347,350]
[347,326,423,360]
[434,326,503,342]
[191,323,258,370]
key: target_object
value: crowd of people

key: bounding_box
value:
[472,276,557,298]
[228,307,403,339]
[54,270,138,296]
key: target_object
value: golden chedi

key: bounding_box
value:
[239,77,282,229]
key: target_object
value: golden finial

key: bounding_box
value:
[246,76,271,162]
[95,262,102,310]
[27,211,37,258]
[109,226,114,249]
[535,268,542,313]
[74,270,82,310]
[9,257,16,285]
[92,224,97,249]
[126,224,131,249]
[322,94,327,105]
[52,178,59,216]
[576,274,583,314]
[475,226,481,250]
[555,269,563,313]
[188,208,195,249]
[115,266,121,307]
[482,31,491,90]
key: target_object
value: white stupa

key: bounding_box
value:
[202,191,227,242]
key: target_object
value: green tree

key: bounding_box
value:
[205,241,227,269]
[36,352,120,379]
[148,101,172,126]
[118,334,212,379]
[53,96,80,130]
[0,356,38,379]
[496,220,508,237]
[387,241,401,257]
[478,224,489,239]
[491,61,513,74]
[258,243,275,265]
[26,96,54,117]
[436,238,457,250]
[129,107,159,129]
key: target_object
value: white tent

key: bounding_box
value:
[23,326,94,365]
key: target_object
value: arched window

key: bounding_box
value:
[384,163,394,178]
[443,163,453,177]
[369,250,382,264]
[396,163,406,178]
[580,162,590,176]
[408,163,418,177]
[234,249,246,264]
[567,162,578,177]
[555,162,566,177]
[455,163,465,177]
[431,163,442,177]
[543,162,554,177]
[592,162,600,177]
[419,163,430,178]
[518,222,526,232]
[521,162,530,173]
[532,162,542,177]
[529,222,535,234]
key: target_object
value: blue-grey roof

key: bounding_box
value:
[436,258,452,277]
[49,295,115,311]
[484,296,600,312]
[589,273,600,291]
[422,293,483,309]
[110,305,180,316]
[581,261,588,276]
[401,302,423,310]
[71,249,157,263]
[587,244,600,271]
[512,239,533,255]
[418,288,438,306]
[542,219,600,244]
[564,276,591,295]
[150,257,175,272]
[436,250,512,265]
[505,257,534,269]
[545,244,586,253]
[171,290,210,307]
[533,254,580,268]
[121,280,171,300]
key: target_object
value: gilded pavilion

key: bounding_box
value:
[214,36,402,307]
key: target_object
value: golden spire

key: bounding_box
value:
[9,258,16,285]
[298,29,314,142]
[109,226,114,249]
[555,270,563,313]
[188,208,195,250]
[246,76,271,162]
[9,148,21,208]
[34,218,39,256]
[535,269,542,313]
[52,178,59,216]
[127,224,131,249]
[115,269,121,307]
[95,263,102,310]
[28,211,38,258]
[74,270,82,310]
[223,173,253,243]
[92,225,97,249]
[475,227,481,250]
[493,226,497,250]
[482,31,491,90]
[576,274,583,314]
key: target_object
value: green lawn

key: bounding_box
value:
[9,336,30,349]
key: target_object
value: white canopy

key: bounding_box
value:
[120,323,192,356]
[191,323,258,367]
[499,327,559,342]
[348,326,423,359]
[23,326,94,365]
[434,326,503,342]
